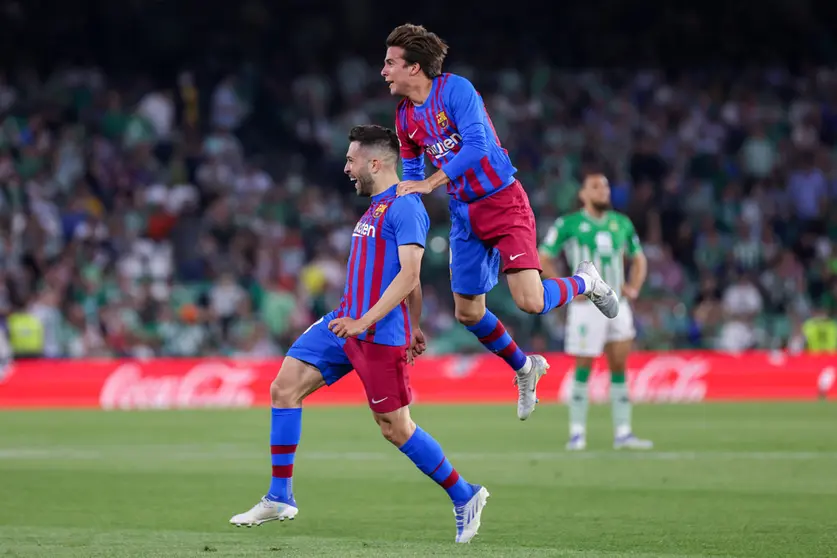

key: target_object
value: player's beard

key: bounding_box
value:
[355,171,375,197]
[591,200,612,212]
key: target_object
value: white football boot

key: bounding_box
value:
[454,485,490,543]
[514,355,549,420]
[574,261,620,319]
[229,497,298,527]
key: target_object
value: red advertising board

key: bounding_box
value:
[0,352,834,409]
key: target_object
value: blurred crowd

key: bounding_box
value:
[1,57,837,359]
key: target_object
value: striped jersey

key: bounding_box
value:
[336,185,429,346]
[540,210,642,297]
[396,73,517,203]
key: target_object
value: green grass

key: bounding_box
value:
[1,402,836,557]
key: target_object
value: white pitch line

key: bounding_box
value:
[0,448,836,461]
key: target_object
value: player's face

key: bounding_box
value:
[382,47,413,96]
[344,142,375,197]
[582,176,611,211]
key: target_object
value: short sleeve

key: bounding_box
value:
[389,195,430,247]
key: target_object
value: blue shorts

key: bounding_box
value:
[448,181,541,296]
[286,311,353,386]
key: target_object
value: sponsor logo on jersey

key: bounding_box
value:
[426,133,463,159]
[352,221,376,238]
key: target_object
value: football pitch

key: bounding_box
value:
[1,402,836,557]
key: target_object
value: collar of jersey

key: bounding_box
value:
[582,208,608,224]
[413,77,439,109]
[372,184,397,202]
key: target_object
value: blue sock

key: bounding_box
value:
[465,309,528,371]
[540,276,585,314]
[399,426,474,505]
[267,407,302,505]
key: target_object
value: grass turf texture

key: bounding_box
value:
[1,402,836,557]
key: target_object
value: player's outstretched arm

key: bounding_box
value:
[438,76,490,184]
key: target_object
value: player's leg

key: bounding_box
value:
[449,197,546,418]
[563,301,607,450]
[452,289,548,421]
[605,302,653,450]
[230,314,354,526]
[472,181,618,318]
[345,338,489,543]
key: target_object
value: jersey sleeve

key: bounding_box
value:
[539,217,567,257]
[395,102,426,181]
[624,217,643,256]
[389,195,430,248]
[440,76,489,182]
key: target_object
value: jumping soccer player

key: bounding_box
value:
[229,125,489,543]
[540,173,653,450]
[384,23,619,420]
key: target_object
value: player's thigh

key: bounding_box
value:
[564,301,607,357]
[505,268,546,313]
[271,356,327,406]
[285,312,354,387]
[468,181,542,273]
[449,198,499,296]
[344,337,412,416]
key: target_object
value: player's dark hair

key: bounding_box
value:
[386,24,449,78]
[348,125,400,161]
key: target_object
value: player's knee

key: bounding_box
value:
[270,378,300,408]
[512,290,545,314]
[454,306,482,326]
[375,412,415,447]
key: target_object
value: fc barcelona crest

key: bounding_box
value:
[373,203,389,218]
[436,111,449,129]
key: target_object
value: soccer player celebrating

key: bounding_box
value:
[229,125,490,543]
[539,174,653,450]
[384,24,619,421]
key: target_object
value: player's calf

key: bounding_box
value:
[455,294,529,373]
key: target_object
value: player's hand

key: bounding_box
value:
[328,317,369,338]
[622,285,639,301]
[407,328,427,365]
[397,180,433,196]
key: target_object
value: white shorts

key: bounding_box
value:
[564,298,635,357]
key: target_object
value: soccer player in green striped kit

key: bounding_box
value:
[539,174,653,450]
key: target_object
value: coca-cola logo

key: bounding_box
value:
[99,362,257,410]
[559,356,709,403]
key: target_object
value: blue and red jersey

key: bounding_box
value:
[336,185,429,346]
[396,73,517,203]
